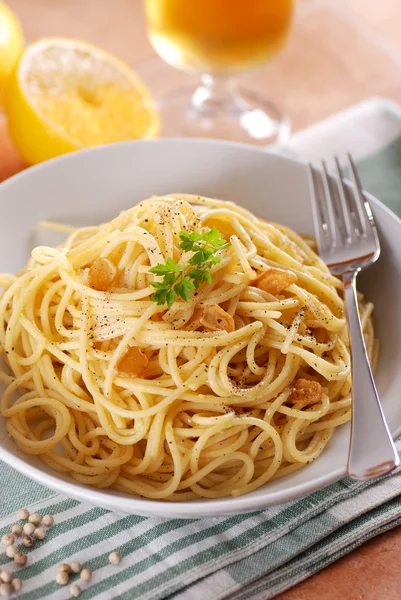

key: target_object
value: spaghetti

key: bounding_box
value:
[0,195,377,500]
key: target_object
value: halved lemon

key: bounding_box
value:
[6,38,159,165]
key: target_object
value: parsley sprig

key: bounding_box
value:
[150,227,230,307]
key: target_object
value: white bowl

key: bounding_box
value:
[0,139,400,518]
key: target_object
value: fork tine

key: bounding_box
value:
[307,164,327,253]
[347,153,369,236]
[334,156,353,242]
[321,160,341,248]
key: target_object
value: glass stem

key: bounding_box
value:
[191,74,237,115]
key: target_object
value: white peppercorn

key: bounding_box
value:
[109,551,121,565]
[28,514,41,526]
[11,525,22,537]
[17,509,29,521]
[80,568,92,581]
[11,579,22,593]
[34,527,46,540]
[58,563,71,573]
[1,535,14,547]
[70,561,81,574]
[14,552,27,567]
[22,523,35,536]
[56,571,69,586]
[41,515,54,527]
[5,546,17,559]
[22,535,34,548]
[0,583,11,597]
[70,584,81,597]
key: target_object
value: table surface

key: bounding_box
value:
[5,1,401,598]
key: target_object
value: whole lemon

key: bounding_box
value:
[0,1,23,106]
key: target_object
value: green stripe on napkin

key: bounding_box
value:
[356,136,401,217]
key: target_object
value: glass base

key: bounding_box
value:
[134,58,290,146]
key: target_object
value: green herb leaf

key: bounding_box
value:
[201,227,228,249]
[178,230,202,251]
[151,288,168,306]
[166,289,176,308]
[203,270,213,283]
[150,227,230,307]
[149,258,181,275]
[174,277,195,303]
[188,268,207,288]
[189,249,213,266]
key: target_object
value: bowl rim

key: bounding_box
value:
[1,137,400,517]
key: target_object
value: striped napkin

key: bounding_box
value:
[1,98,401,599]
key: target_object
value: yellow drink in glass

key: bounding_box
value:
[145,0,293,75]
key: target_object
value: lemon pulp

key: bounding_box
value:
[6,38,159,164]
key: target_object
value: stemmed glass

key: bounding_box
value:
[143,0,294,145]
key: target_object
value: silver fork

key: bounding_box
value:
[307,154,399,480]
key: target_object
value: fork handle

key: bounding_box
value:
[344,272,399,479]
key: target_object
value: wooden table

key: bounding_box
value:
[5,1,401,598]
